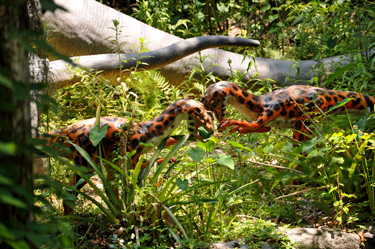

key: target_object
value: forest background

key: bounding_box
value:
[1,0,375,248]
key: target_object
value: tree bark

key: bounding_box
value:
[0,1,35,248]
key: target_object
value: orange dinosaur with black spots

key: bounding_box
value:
[201,81,375,142]
[38,99,214,214]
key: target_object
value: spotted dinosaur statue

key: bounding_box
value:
[201,81,375,142]
[38,99,214,214]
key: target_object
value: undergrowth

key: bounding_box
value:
[35,6,375,247]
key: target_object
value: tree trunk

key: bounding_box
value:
[0,1,35,248]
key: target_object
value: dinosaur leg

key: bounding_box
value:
[292,119,312,143]
[230,125,271,134]
[218,111,276,133]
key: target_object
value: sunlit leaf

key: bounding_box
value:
[197,140,215,152]
[302,137,318,152]
[217,154,234,169]
[326,62,356,85]
[188,146,205,162]
[177,178,188,191]
[89,124,109,146]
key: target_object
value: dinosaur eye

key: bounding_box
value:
[210,100,215,105]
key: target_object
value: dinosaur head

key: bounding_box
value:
[201,81,237,122]
[181,99,215,137]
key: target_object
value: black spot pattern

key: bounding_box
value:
[266,109,274,118]
[131,138,139,149]
[306,92,316,100]
[274,104,281,111]
[352,98,361,106]
[86,145,96,157]
[264,96,273,102]
[252,97,260,102]
[168,108,175,115]
[289,110,295,118]
[77,134,89,148]
[238,95,245,104]
[316,98,323,107]
[364,95,374,111]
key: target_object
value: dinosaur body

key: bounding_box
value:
[201,81,375,142]
[38,99,214,214]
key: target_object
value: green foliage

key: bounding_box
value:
[223,219,292,249]
[284,1,375,60]
[34,1,375,247]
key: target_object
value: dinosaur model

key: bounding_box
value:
[201,81,375,142]
[38,99,214,214]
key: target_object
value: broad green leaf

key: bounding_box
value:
[0,222,14,240]
[198,126,212,140]
[5,240,29,249]
[0,175,12,185]
[260,4,270,12]
[302,137,318,152]
[328,98,353,112]
[217,154,234,169]
[0,74,14,90]
[292,13,306,26]
[326,62,357,85]
[227,140,253,152]
[188,146,205,162]
[217,2,229,12]
[0,142,16,155]
[263,144,274,154]
[89,123,109,146]
[0,194,27,209]
[177,178,188,191]
[197,140,215,152]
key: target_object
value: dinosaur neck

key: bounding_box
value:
[224,88,262,120]
[138,110,193,152]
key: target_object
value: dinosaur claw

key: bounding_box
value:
[218,119,231,131]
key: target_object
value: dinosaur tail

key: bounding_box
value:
[34,129,66,157]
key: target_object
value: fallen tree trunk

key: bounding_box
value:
[39,0,371,88]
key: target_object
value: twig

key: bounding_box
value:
[313,102,335,124]
[247,160,304,174]
[293,99,323,136]
[77,214,98,247]
[273,132,303,145]
[275,186,328,200]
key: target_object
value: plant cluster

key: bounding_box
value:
[9,1,374,248]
